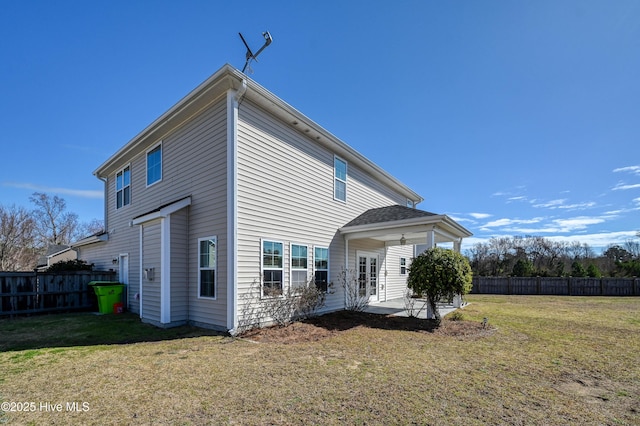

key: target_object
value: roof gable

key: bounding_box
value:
[93,64,423,204]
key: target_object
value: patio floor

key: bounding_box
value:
[364,297,463,319]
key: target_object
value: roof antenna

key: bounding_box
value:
[239,31,273,74]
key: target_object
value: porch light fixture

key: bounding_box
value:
[400,234,406,245]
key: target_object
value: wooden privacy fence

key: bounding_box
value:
[472,276,639,296]
[0,271,117,316]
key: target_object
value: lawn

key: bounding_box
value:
[0,295,638,425]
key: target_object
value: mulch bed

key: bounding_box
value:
[238,310,494,344]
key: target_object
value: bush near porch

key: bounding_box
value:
[0,295,638,425]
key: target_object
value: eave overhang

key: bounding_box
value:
[340,214,472,245]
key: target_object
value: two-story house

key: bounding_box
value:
[73,64,472,333]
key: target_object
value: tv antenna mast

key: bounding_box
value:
[239,31,273,74]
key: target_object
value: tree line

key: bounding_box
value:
[0,193,103,271]
[465,234,640,278]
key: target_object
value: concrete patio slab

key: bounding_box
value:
[364,297,464,319]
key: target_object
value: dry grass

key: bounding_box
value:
[1,296,639,425]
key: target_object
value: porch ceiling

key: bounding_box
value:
[339,205,472,246]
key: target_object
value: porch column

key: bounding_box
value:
[425,225,436,249]
[453,238,462,253]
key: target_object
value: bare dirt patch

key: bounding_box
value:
[238,310,494,343]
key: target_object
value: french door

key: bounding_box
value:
[357,252,379,302]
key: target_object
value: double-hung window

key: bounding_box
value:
[262,240,283,297]
[116,166,131,209]
[400,257,407,275]
[199,236,217,298]
[314,247,329,292]
[334,156,347,202]
[147,144,162,186]
[291,244,308,291]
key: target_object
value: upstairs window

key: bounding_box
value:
[334,156,347,202]
[262,240,283,297]
[314,247,329,292]
[199,237,217,299]
[291,244,308,291]
[116,166,131,209]
[147,144,162,186]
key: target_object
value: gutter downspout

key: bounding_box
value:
[227,78,246,335]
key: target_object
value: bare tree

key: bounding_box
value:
[29,192,79,248]
[75,218,105,240]
[624,238,640,260]
[0,204,37,271]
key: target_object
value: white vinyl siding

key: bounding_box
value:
[146,143,162,186]
[236,99,410,316]
[199,236,217,299]
[141,220,161,323]
[97,98,228,327]
[170,208,189,322]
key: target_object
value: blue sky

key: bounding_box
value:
[1,1,639,251]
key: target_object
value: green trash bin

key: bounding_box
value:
[88,281,124,314]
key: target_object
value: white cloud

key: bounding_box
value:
[532,199,596,210]
[483,217,543,228]
[479,214,618,235]
[507,196,528,202]
[551,216,607,231]
[557,201,596,210]
[463,230,639,252]
[533,199,566,208]
[613,165,640,175]
[612,182,640,191]
[3,182,103,199]
[469,212,492,219]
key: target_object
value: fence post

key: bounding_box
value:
[600,277,604,296]
[507,276,511,295]
[567,276,572,296]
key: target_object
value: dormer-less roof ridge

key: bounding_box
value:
[93,64,423,204]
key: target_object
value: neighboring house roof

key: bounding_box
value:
[93,64,423,205]
[36,245,76,269]
[71,231,109,248]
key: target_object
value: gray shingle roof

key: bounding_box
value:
[343,205,438,227]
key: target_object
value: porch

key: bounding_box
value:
[364,297,465,319]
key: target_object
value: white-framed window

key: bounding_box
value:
[334,156,347,202]
[407,199,415,208]
[262,240,284,297]
[290,243,308,291]
[198,236,217,299]
[314,246,329,292]
[400,257,407,275]
[146,143,162,186]
[116,165,131,209]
